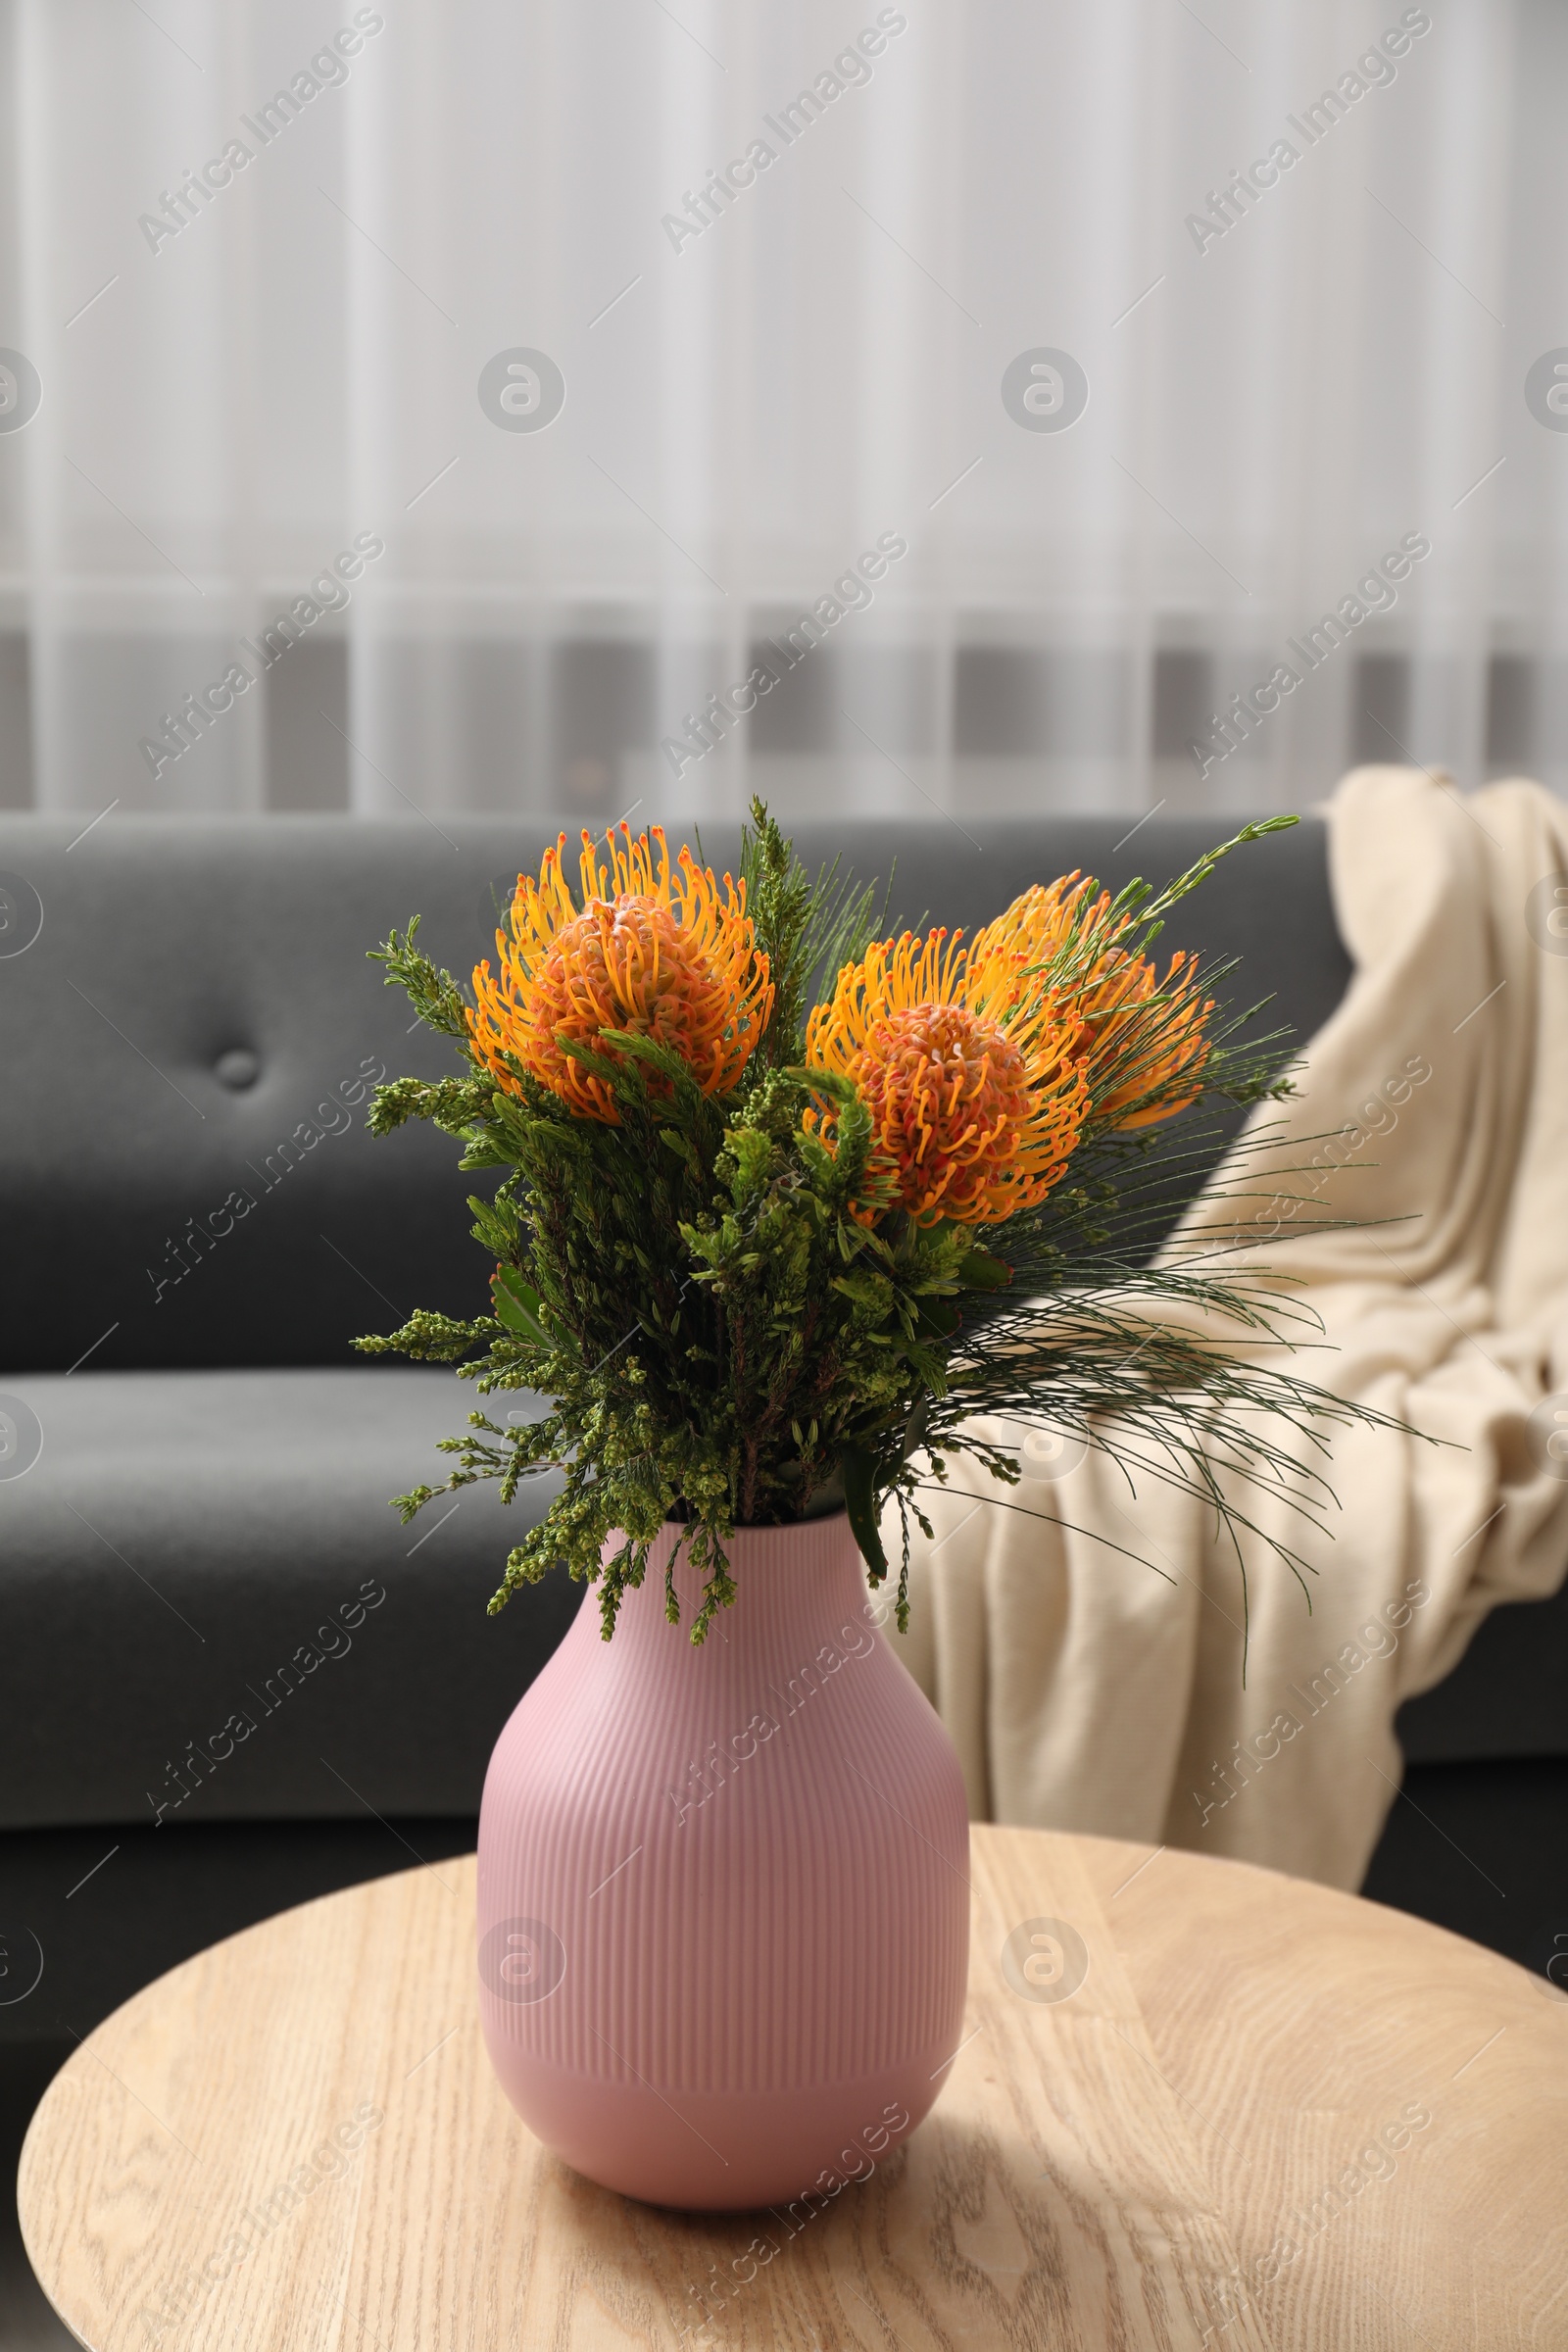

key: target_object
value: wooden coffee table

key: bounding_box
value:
[19,1826,1567,2349]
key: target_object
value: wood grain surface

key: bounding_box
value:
[18,1826,1568,2350]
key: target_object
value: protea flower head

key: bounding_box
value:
[469,824,772,1121]
[974,875,1213,1129]
[804,922,1089,1225]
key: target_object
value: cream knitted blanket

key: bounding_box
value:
[883,765,1568,1887]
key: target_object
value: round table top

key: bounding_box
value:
[19,1825,1568,2351]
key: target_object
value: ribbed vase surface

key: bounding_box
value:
[476,1513,970,2210]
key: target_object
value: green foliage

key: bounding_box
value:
[736,801,891,1072]
[358,803,1396,1647]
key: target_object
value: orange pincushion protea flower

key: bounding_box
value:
[805,925,1088,1225]
[974,875,1213,1130]
[469,825,772,1122]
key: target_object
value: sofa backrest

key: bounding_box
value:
[0,812,1350,1371]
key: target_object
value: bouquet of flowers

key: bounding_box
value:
[359,803,1364,1642]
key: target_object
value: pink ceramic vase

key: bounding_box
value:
[476,1512,970,2210]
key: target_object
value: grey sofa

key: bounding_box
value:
[2,810,1563,2050]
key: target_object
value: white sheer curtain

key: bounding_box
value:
[0,0,1563,826]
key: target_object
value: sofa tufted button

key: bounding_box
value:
[215,1047,261,1090]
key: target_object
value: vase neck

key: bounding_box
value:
[597,1516,876,1659]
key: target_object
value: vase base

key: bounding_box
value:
[484,2036,949,2212]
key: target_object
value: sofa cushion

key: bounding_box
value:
[0,1368,578,1830]
[0,812,1349,1373]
